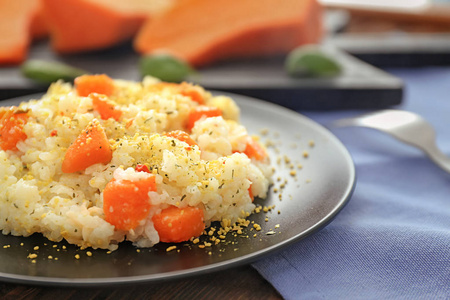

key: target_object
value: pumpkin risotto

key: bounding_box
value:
[0,75,272,251]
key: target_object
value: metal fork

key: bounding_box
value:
[332,109,450,173]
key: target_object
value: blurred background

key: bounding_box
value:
[323,0,450,66]
[1,0,449,107]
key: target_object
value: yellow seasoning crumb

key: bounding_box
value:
[192,238,200,244]
[136,249,141,253]
[253,224,262,231]
[303,151,309,158]
[75,254,80,259]
[284,155,291,164]
[275,224,280,229]
[265,140,275,148]
[62,246,66,250]
[54,257,59,261]
[237,218,250,227]
[289,170,297,177]
[28,253,37,259]
[31,260,36,264]
[166,246,177,252]
[33,246,39,251]
[20,243,24,246]
[309,140,315,147]
[3,245,9,249]
[86,251,93,257]
[48,255,53,260]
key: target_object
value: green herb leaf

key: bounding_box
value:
[21,59,89,83]
[139,53,195,82]
[285,45,342,78]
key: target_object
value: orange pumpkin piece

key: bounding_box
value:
[0,107,29,151]
[148,82,204,104]
[41,0,176,53]
[164,130,197,147]
[135,164,150,173]
[75,74,115,97]
[103,176,156,231]
[30,3,49,41]
[248,185,254,202]
[0,0,48,65]
[90,93,122,121]
[134,0,323,67]
[152,205,205,243]
[243,137,267,161]
[61,119,112,173]
[179,82,204,104]
[186,106,222,131]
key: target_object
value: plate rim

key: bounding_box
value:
[0,91,356,287]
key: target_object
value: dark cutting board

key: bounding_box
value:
[0,41,402,110]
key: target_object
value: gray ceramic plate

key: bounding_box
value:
[0,92,355,286]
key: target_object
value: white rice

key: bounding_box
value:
[0,77,272,251]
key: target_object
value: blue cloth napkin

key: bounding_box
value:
[252,67,450,300]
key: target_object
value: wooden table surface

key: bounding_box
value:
[0,265,281,299]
